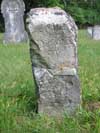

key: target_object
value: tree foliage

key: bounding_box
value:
[24,0,64,11]
[23,0,100,26]
[0,0,100,29]
[65,0,100,26]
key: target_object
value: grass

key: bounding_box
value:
[0,30,100,133]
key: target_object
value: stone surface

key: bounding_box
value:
[27,7,80,115]
[1,0,28,44]
[87,25,100,40]
[93,25,100,40]
[87,27,93,36]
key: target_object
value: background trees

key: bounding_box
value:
[24,0,100,27]
[0,0,100,31]
[65,0,100,27]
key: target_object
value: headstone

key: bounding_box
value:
[27,7,80,116]
[1,0,28,44]
[93,25,100,40]
[87,27,92,36]
[87,25,100,40]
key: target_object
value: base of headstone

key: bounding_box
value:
[34,68,80,116]
[3,31,28,44]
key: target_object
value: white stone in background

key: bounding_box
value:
[87,27,93,36]
[87,25,100,40]
[93,25,100,40]
[27,7,80,116]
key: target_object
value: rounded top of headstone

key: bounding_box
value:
[30,7,66,16]
[1,0,25,14]
[27,7,77,27]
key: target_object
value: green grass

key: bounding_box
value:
[78,31,100,102]
[0,30,100,133]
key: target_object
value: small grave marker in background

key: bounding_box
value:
[1,0,28,44]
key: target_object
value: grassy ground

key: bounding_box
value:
[0,30,100,133]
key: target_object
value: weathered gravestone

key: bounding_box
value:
[27,7,80,116]
[1,0,28,44]
[87,25,100,40]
